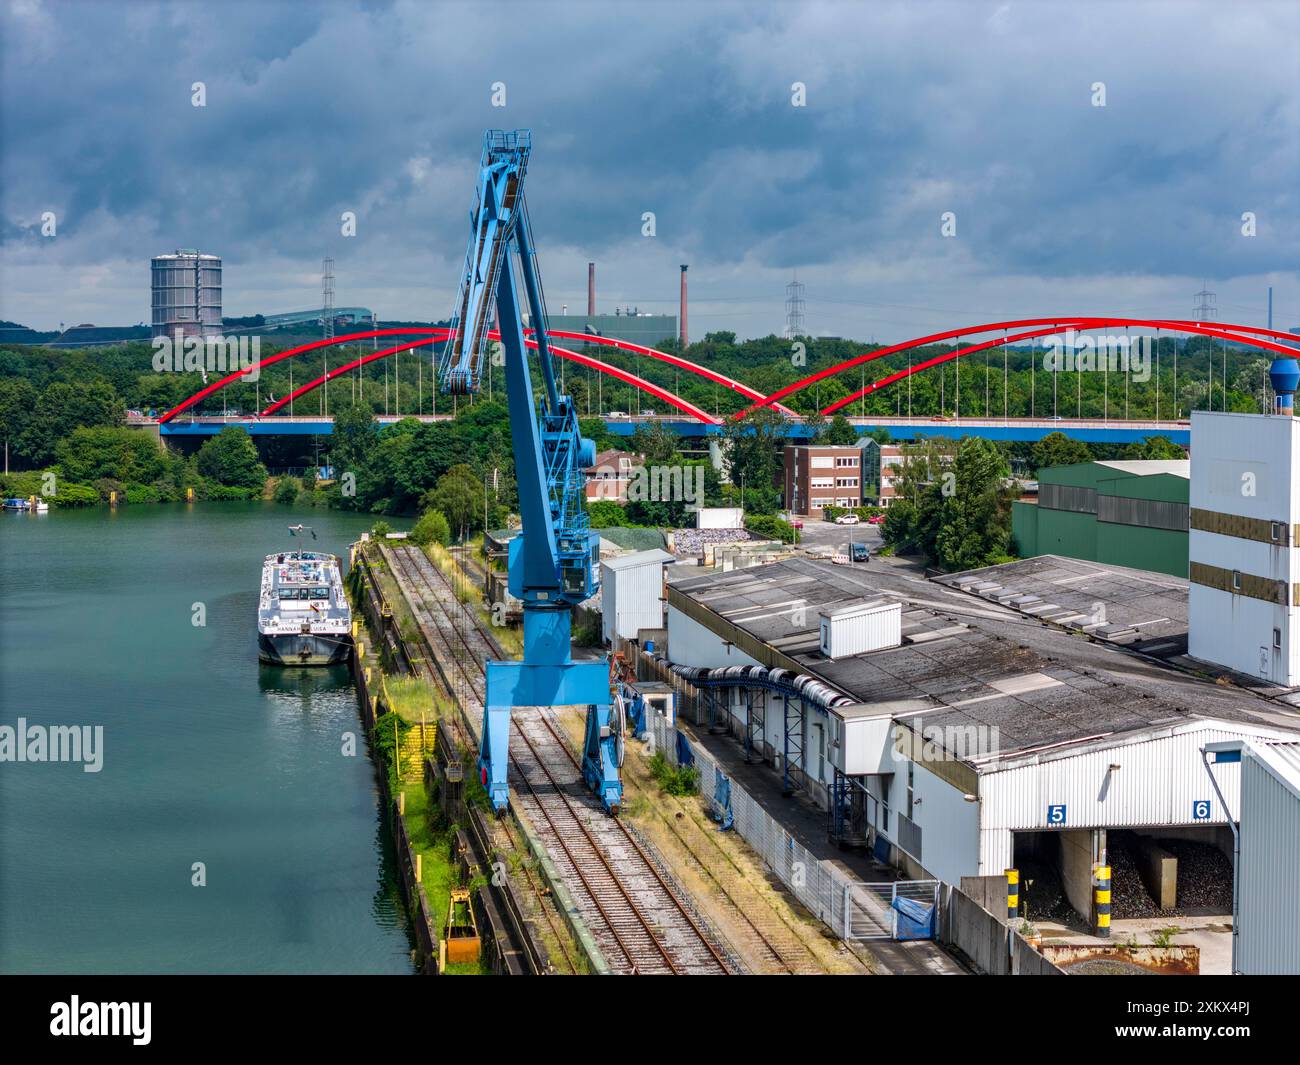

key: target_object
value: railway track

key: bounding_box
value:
[378,543,582,973]
[385,543,737,975]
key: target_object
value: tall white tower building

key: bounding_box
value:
[1188,410,1300,685]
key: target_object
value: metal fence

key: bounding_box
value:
[644,709,938,942]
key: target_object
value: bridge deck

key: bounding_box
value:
[138,413,1190,444]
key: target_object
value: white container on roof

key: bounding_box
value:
[818,598,901,660]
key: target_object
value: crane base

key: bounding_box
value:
[479,658,618,815]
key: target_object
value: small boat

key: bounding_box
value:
[257,549,352,666]
[3,497,49,513]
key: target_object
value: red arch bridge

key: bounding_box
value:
[145,317,1300,446]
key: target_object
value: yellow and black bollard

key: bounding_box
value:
[1006,868,1019,920]
[1094,865,1111,938]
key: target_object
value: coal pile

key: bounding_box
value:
[1015,857,1088,929]
[671,528,755,555]
[1160,838,1234,913]
[1107,833,1233,918]
[1107,835,1170,919]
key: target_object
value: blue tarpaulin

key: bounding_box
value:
[872,833,892,865]
[675,729,694,768]
[711,767,734,831]
[891,894,936,940]
[626,693,646,739]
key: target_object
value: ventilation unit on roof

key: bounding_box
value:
[818,599,902,659]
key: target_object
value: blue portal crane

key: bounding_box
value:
[439,130,623,814]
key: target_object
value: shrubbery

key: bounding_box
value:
[274,476,302,505]
[648,751,700,796]
[743,512,797,543]
[409,508,451,546]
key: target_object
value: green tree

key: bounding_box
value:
[195,427,268,488]
[20,380,124,465]
[273,476,303,505]
[824,413,859,445]
[587,499,634,527]
[410,508,451,546]
[432,464,481,540]
[1031,431,1093,472]
[881,439,955,561]
[1122,435,1186,460]
[329,400,378,485]
[724,407,787,514]
[743,512,796,543]
[627,423,679,463]
[0,377,37,472]
[932,438,1012,571]
[55,426,171,485]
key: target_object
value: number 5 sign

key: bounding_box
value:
[1047,804,1067,825]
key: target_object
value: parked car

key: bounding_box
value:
[608,410,628,418]
[835,513,860,525]
[867,514,886,525]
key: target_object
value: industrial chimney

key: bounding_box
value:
[679,264,688,348]
[587,262,596,317]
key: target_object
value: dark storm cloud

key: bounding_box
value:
[2,0,1297,336]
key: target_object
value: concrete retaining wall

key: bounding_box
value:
[939,883,1065,976]
[1059,829,1094,921]
[941,884,1010,975]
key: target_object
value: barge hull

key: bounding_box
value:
[258,633,351,667]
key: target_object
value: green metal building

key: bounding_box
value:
[1012,460,1190,577]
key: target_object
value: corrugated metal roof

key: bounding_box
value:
[1096,459,1190,478]
[668,557,1300,764]
[1248,741,1300,801]
[601,548,673,570]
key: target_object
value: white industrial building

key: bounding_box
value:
[660,557,1300,925]
[1188,410,1300,686]
[600,549,673,643]
[1206,738,1300,974]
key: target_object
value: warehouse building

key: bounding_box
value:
[1204,738,1300,974]
[661,557,1300,926]
[1011,460,1189,578]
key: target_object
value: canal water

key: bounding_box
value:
[0,502,416,974]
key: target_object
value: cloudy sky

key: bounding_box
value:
[2,0,1298,339]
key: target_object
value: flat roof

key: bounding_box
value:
[933,555,1189,650]
[1096,459,1190,478]
[602,548,673,570]
[669,557,1300,763]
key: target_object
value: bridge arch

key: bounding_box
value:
[737,317,1300,419]
[261,330,719,424]
[162,328,730,425]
